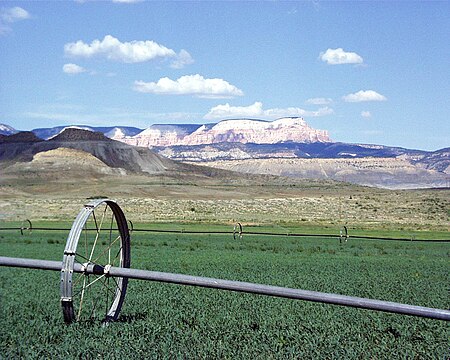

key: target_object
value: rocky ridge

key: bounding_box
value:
[0,128,172,174]
[197,157,449,189]
[4,147,126,179]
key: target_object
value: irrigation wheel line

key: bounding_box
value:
[339,225,348,243]
[2,223,449,242]
[20,219,32,236]
[1,199,450,323]
[60,199,131,324]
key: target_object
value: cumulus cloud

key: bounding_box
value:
[204,102,333,120]
[320,48,363,65]
[63,63,86,74]
[306,97,333,105]
[133,74,244,99]
[0,6,30,34]
[343,90,387,102]
[64,35,185,64]
[205,102,264,119]
[361,111,371,118]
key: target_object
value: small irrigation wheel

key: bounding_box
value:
[339,225,348,243]
[60,199,131,323]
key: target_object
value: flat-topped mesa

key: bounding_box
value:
[50,127,111,142]
[181,117,329,145]
[124,124,201,147]
[118,117,331,147]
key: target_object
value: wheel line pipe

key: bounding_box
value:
[1,256,449,321]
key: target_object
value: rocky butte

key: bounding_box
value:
[113,117,331,147]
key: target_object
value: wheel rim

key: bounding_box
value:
[60,199,130,323]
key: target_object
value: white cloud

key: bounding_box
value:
[64,35,178,64]
[204,102,334,120]
[133,74,244,99]
[320,48,363,65]
[63,63,86,74]
[343,90,387,102]
[306,97,333,105]
[205,102,264,119]
[361,111,371,118]
[264,106,334,118]
[0,6,30,35]
[1,7,30,23]
[170,49,195,69]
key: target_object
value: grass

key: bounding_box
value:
[0,224,448,358]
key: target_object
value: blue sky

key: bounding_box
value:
[0,1,448,151]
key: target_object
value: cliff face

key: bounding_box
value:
[117,117,331,147]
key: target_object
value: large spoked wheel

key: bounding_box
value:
[60,199,130,324]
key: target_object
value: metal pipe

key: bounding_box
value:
[0,256,63,271]
[0,227,449,242]
[1,256,449,321]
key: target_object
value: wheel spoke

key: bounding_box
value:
[110,276,120,291]
[77,276,87,321]
[75,252,90,263]
[73,272,85,287]
[109,213,114,265]
[84,223,88,259]
[105,277,110,315]
[99,276,121,299]
[88,205,108,263]
[92,235,121,265]
[84,273,106,289]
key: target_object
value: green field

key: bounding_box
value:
[0,225,448,358]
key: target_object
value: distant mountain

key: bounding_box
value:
[197,157,449,190]
[117,117,331,147]
[0,129,297,189]
[119,124,202,147]
[0,124,18,136]
[154,141,449,189]
[413,147,449,174]
[1,127,448,189]
[4,118,330,145]
[32,125,142,140]
[0,128,172,174]
[1,120,448,188]
[154,141,428,162]
[50,127,111,142]
[0,131,42,144]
